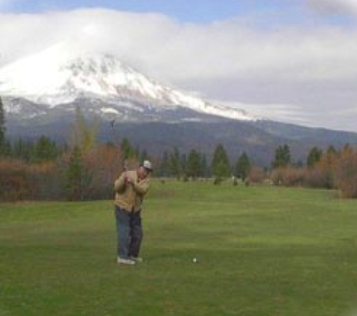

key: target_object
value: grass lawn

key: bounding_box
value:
[0,181,356,315]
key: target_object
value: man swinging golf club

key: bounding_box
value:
[114,160,153,265]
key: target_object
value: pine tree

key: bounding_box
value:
[272,144,291,168]
[200,154,209,178]
[180,153,187,179]
[2,140,12,157]
[159,151,170,177]
[66,146,84,201]
[0,97,6,156]
[307,146,322,168]
[187,149,201,179]
[235,152,251,180]
[211,144,231,178]
[169,147,182,179]
[121,138,136,159]
[33,136,59,163]
[13,138,33,161]
[326,145,337,156]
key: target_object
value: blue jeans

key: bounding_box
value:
[115,206,143,259]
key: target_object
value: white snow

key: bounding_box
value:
[0,42,256,121]
[3,102,20,114]
[101,107,119,114]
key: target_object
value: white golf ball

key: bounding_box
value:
[192,257,198,263]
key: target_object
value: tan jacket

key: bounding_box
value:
[114,170,150,212]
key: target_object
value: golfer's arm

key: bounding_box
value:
[114,173,126,192]
[132,181,149,195]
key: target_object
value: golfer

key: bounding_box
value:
[114,160,153,265]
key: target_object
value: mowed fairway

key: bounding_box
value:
[0,181,356,316]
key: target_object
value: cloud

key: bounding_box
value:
[0,0,10,8]
[212,99,312,125]
[307,0,357,16]
[0,0,18,10]
[0,8,357,131]
[1,9,357,82]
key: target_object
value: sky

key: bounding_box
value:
[1,0,357,131]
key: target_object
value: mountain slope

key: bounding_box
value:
[6,117,357,167]
[2,43,357,166]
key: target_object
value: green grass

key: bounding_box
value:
[0,181,357,316]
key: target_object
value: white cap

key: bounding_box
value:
[142,160,153,171]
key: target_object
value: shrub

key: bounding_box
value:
[248,167,265,184]
[61,144,125,201]
[0,144,125,202]
[0,160,30,201]
[82,145,124,200]
[27,162,60,199]
[335,150,357,198]
[0,160,58,201]
[271,167,305,187]
[270,168,284,186]
[303,167,335,189]
[0,161,35,201]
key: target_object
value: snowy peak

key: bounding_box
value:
[0,44,153,104]
[0,43,256,122]
[61,53,166,100]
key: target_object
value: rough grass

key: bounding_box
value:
[0,181,356,316]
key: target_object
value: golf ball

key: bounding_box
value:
[192,257,198,263]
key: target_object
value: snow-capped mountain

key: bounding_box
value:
[0,43,255,123]
[3,43,357,166]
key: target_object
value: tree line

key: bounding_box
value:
[1,96,357,200]
[156,144,251,181]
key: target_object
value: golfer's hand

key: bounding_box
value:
[125,177,133,184]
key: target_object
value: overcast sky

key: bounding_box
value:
[0,0,357,131]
